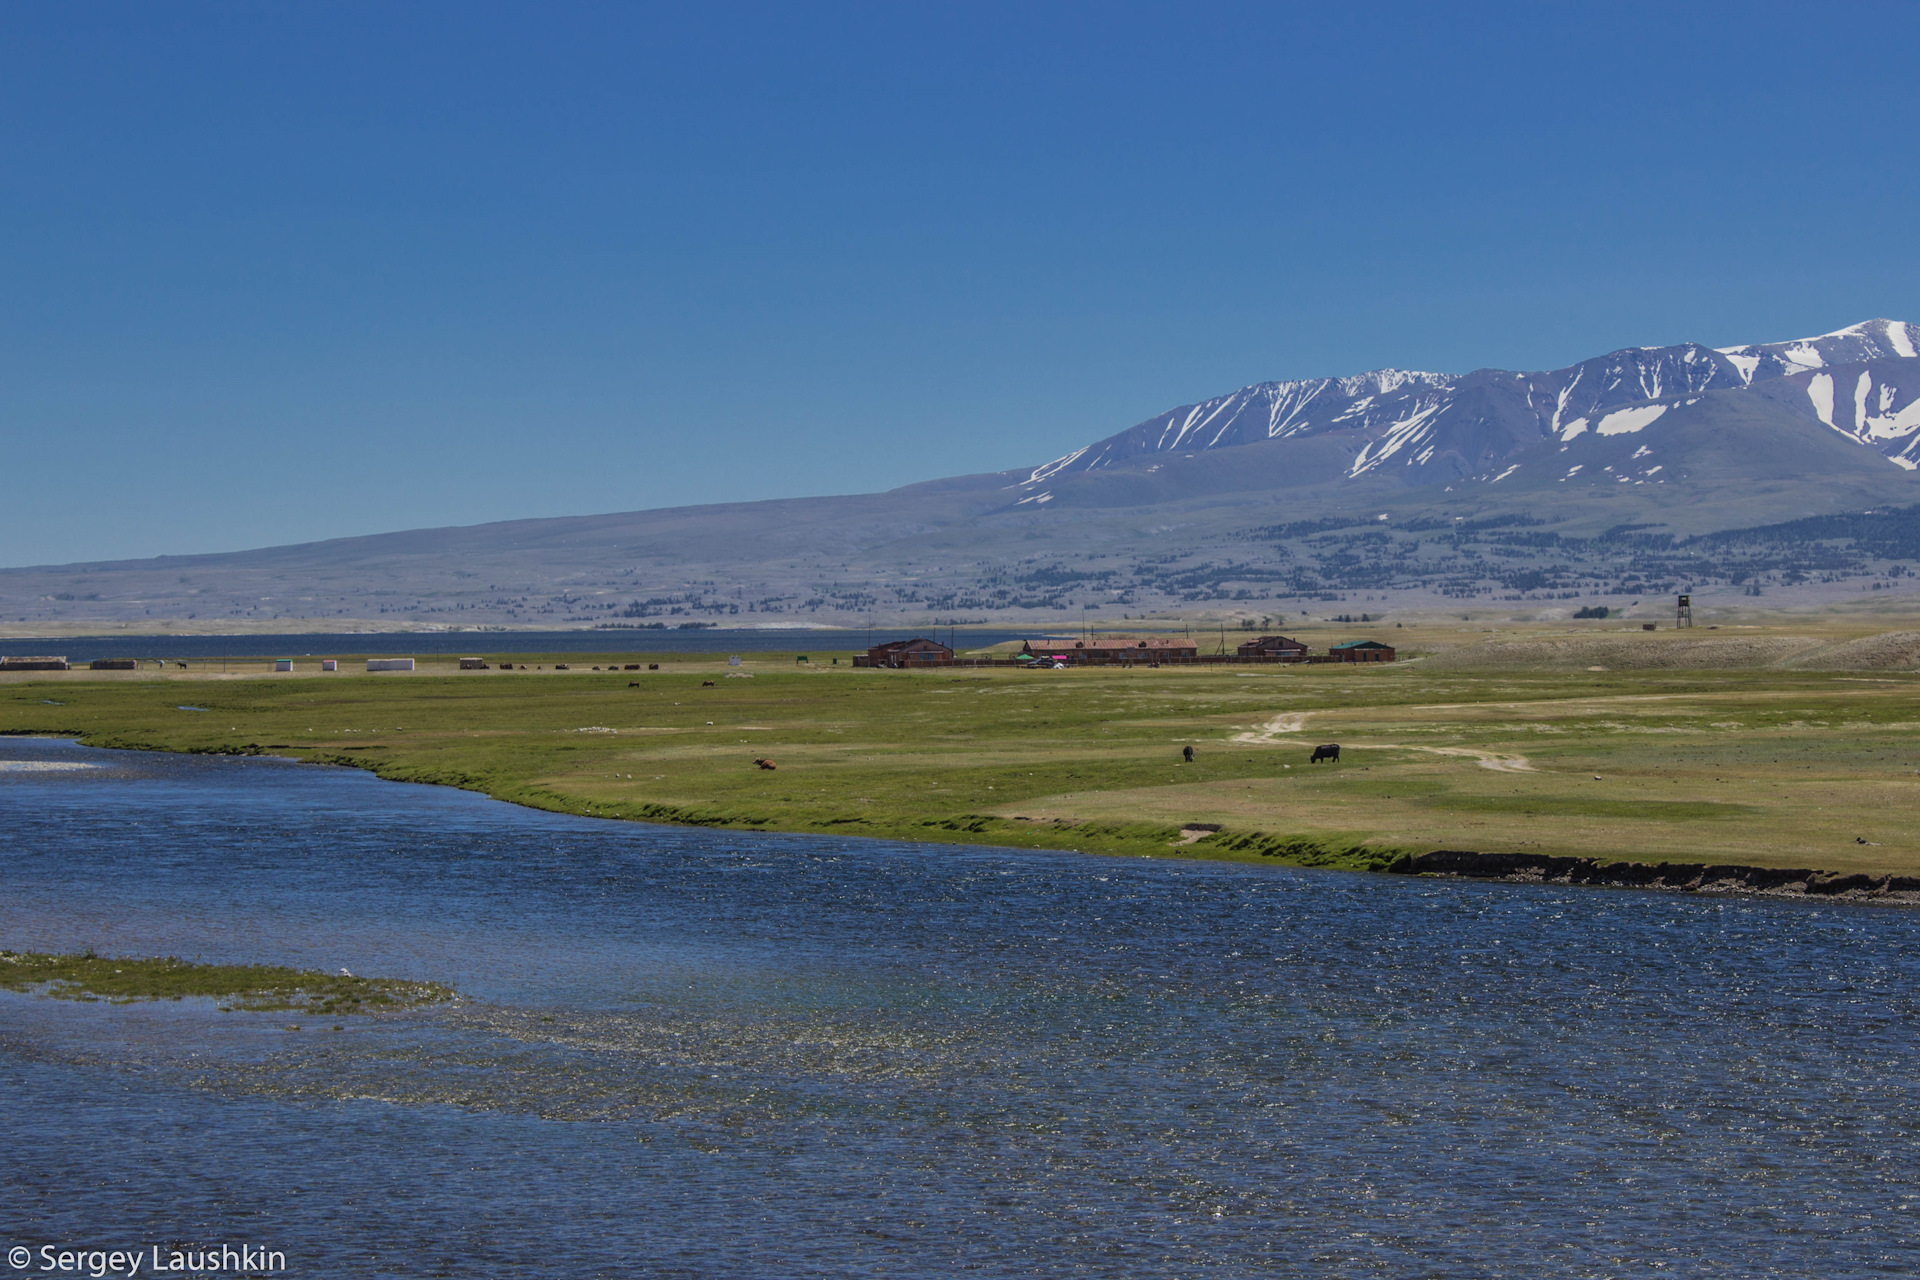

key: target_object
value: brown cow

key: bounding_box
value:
[753,757,777,770]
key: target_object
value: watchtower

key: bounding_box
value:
[1676,593,1693,628]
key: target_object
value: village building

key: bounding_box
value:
[1022,636,1200,664]
[1236,634,1309,660]
[857,637,956,668]
[1327,639,1396,663]
[0,655,69,671]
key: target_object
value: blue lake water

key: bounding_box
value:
[2,735,1918,1277]
[1,628,1039,663]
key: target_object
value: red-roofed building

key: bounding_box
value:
[857,638,956,668]
[1236,635,1309,660]
[1024,636,1199,665]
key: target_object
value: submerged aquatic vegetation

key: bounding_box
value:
[0,950,452,1013]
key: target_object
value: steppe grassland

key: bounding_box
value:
[7,628,1920,875]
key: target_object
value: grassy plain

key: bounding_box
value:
[7,621,1920,877]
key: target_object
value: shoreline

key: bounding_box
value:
[1389,849,1920,903]
[11,731,1917,908]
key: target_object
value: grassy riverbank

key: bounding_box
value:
[6,633,1920,874]
[0,951,452,1012]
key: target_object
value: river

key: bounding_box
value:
[2,736,1916,1277]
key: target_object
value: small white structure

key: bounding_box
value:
[274,659,293,672]
[321,660,338,672]
[366,658,415,672]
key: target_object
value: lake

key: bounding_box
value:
[2,735,1917,1277]
[0,628,1043,663]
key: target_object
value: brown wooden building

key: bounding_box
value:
[1236,634,1309,660]
[1024,636,1200,664]
[857,637,956,668]
[0,655,69,671]
[1327,639,1396,662]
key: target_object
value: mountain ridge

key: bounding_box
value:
[8,320,1920,631]
[1016,319,1920,493]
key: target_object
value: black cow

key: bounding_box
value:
[1182,745,1195,763]
[1310,743,1341,764]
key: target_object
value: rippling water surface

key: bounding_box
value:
[2,736,1917,1277]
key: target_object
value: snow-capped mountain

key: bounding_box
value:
[1716,318,1920,383]
[1016,320,1920,495]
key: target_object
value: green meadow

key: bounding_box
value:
[8,632,1920,877]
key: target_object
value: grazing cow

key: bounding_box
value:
[701,680,716,686]
[1182,745,1195,763]
[753,757,777,770]
[1310,743,1340,764]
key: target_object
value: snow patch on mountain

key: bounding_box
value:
[1025,447,1088,485]
[1807,374,1837,428]
[1798,366,1920,469]
[1595,404,1668,436]
[1347,403,1446,477]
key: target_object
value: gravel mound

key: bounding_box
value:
[1781,630,1920,670]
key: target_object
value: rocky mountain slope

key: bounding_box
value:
[7,321,1920,631]
[1015,319,1920,495]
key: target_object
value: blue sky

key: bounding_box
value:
[4,1,1917,567]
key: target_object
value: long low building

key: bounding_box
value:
[856,638,955,667]
[850,634,1397,669]
[0,656,69,671]
[1237,634,1308,660]
[1024,637,1199,664]
[1326,640,1396,662]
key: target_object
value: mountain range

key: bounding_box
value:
[1016,318,1920,495]
[8,320,1920,632]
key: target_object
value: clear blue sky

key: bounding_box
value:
[4,1,1917,567]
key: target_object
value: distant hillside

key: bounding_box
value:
[7,321,1920,633]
